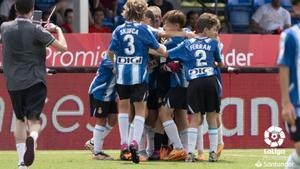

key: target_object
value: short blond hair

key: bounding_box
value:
[148,6,162,17]
[197,13,221,33]
[163,10,186,28]
[122,0,148,21]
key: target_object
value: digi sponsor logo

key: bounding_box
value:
[189,67,214,76]
[117,57,142,65]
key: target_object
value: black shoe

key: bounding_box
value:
[129,143,140,164]
[209,151,217,162]
[23,137,35,166]
[120,149,131,161]
[185,153,195,162]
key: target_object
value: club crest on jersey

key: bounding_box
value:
[117,57,142,65]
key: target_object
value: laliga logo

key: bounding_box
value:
[264,126,286,147]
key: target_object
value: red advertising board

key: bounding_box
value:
[0,34,288,150]
[0,34,280,67]
[0,73,293,150]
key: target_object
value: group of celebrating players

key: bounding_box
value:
[85,0,226,164]
[4,0,300,168]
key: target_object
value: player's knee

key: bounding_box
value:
[96,118,107,126]
[14,130,26,143]
[108,115,118,126]
[206,115,218,128]
[189,114,201,128]
[158,107,171,122]
[119,100,131,113]
[28,121,41,133]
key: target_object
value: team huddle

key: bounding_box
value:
[86,0,225,164]
[4,0,300,168]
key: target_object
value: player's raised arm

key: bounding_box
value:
[107,28,119,67]
[214,41,223,67]
[158,31,196,39]
[44,23,68,52]
[149,44,167,57]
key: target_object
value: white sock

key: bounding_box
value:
[128,123,134,145]
[208,128,218,153]
[93,125,106,153]
[179,129,188,150]
[286,151,300,169]
[90,138,94,144]
[132,115,145,145]
[30,131,39,142]
[104,123,113,138]
[187,128,198,154]
[163,120,183,149]
[91,122,112,144]
[218,124,224,145]
[139,129,146,151]
[118,113,129,145]
[197,125,204,153]
[16,143,25,165]
[292,151,300,163]
[145,125,155,153]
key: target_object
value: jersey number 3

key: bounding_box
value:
[123,34,135,55]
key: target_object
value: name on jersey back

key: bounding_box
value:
[189,43,212,51]
[120,28,139,35]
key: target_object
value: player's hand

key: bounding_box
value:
[282,102,296,126]
[44,23,60,32]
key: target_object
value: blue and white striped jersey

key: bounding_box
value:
[277,24,300,116]
[109,21,160,85]
[88,57,116,102]
[168,37,222,81]
[165,36,189,88]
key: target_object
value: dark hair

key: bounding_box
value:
[15,0,35,15]
[92,7,104,16]
[186,11,199,20]
[197,13,220,33]
[292,0,300,5]
[64,8,73,17]
[163,10,186,28]
[8,4,17,20]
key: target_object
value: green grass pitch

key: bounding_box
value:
[0,149,293,169]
